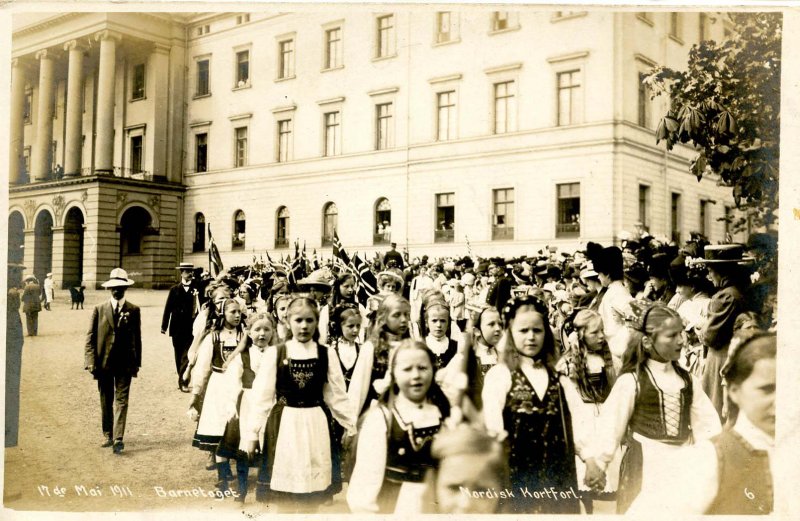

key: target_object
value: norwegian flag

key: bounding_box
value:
[332,230,351,267]
[207,224,224,277]
[351,253,378,307]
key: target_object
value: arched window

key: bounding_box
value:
[374,197,391,244]
[321,202,338,246]
[276,206,289,248]
[232,210,246,250]
[193,213,206,252]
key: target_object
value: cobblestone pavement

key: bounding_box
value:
[3,288,349,515]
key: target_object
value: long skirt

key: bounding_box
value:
[192,372,235,451]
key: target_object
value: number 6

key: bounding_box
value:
[744,488,755,500]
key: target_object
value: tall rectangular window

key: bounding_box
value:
[492,11,509,31]
[234,127,247,167]
[493,80,516,134]
[325,27,342,69]
[557,70,582,126]
[436,12,453,43]
[435,193,455,243]
[376,102,393,150]
[437,90,456,141]
[492,188,515,240]
[132,63,145,100]
[23,147,31,176]
[236,50,249,86]
[23,91,32,124]
[277,119,292,162]
[669,13,681,39]
[279,39,295,79]
[195,133,208,172]
[377,15,395,58]
[671,192,682,244]
[639,185,650,229]
[196,59,210,96]
[700,199,711,237]
[699,13,707,41]
[324,111,341,157]
[130,135,143,173]
[638,72,651,128]
[556,183,581,237]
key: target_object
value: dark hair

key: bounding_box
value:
[500,295,557,371]
[329,272,357,308]
[722,332,776,427]
[329,302,361,340]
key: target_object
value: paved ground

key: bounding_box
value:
[3,288,349,515]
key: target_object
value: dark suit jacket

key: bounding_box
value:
[85,300,142,378]
[702,281,745,352]
[22,282,41,313]
[161,284,197,337]
[486,275,512,311]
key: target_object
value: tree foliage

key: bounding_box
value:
[646,13,781,232]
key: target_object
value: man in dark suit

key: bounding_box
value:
[486,259,512,311]
[383,242,405,269]
[85,268,142,454]
[161,262,198,393]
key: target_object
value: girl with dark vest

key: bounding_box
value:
[481,295,580,514]
[422,300,458,372]
[187,298,246,491]
[218,312,276,502]
[665,332,776,514]
[241,297,355,512]
[347,339,450,513]
[583,302,721,513]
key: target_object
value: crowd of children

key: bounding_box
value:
[180,230,778,514]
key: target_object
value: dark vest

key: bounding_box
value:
[705,429,773,515]
[384,405,440,484]
[275,342,328,408]
[629,364,693,444]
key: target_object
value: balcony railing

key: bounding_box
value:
[434,229,455,243]
[321,236,334,247]
[492,226,514,241]
[555,222,580,237]
[80,167,153,181]
[275,237,289,248]
[232,235,245,250]
[373,233,391,245]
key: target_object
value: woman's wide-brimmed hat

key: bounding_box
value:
[175,262,194,271]
[101,267,135,288]
[297,269,333,290]
[694,244,753,265]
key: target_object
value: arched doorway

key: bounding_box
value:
[8,212,25,265]
[119,206,153,279]
[33,211,54,282]
[63,207,85,288]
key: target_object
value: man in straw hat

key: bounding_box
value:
[85,268,142,454]
[161,262,198,393]
[21,275,42,336]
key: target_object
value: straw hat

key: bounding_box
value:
[101,268,135,288]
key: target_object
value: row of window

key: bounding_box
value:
[192,72,596,171]
[190,185,576,252]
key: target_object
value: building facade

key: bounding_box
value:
[9,9,744,285]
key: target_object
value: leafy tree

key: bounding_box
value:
[646,12,781,232]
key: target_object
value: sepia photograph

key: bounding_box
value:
[2,1,798,518]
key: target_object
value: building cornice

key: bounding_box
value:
[9,175,186,195]
[13,13,85,37]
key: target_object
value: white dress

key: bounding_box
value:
[241,339,355,494]
[586,359,721,512]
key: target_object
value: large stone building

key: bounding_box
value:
[8,9,744,287]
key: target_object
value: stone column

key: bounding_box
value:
[9,59,26,185]
[63,40,85,177]
[32,49,56,182]
[50,226,66,292]
[95,31,120,174]
[150,43,170,180]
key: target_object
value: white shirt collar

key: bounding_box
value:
[734,412,774,450]
[394,393,441,428]
[426,335,449,355]
[110,297,126,310]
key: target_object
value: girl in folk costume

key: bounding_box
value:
[187,298,246,491]
[217,312,276,502]
[583,301,721,514]
[365,268,405,336]
[272,293,291,344]
[556,309,620,513]
[481,295,581,514]
[422,299,458,373]
[327,302,363,483]
[347,339,451,513]
[241,297,355,511]
[349,294,411,418]
[673,332,776,514]
[319,272,359,346]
